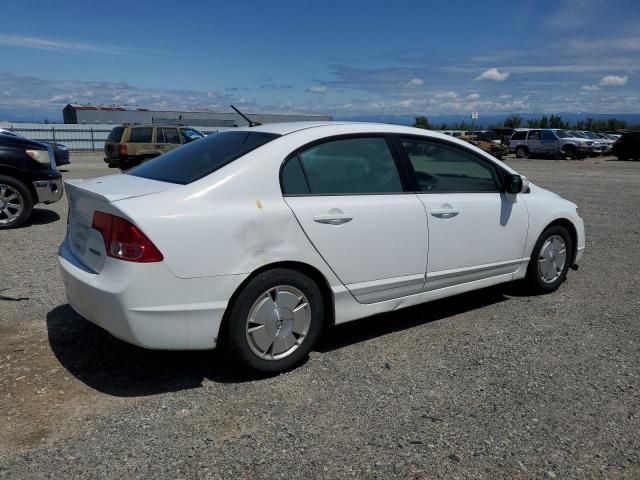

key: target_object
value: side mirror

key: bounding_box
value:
[505,173,529,194]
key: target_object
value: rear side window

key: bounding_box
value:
[129,127,153,143]
[511,131,526,141]
[106,127,124,142]
[281,155,310,194]
[127,131,280,184]
[290,137,403,195]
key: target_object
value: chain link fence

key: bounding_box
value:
[0,122,222,151]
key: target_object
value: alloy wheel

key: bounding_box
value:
[245,285,312,360]
[0,184,24,225]
[538,235,567,283]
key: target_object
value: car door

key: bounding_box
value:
[398,136,528,290]
[127,127,154,158]
[155,127,181,155]
[540,129,559,155]
[281,135,429,303]
[527,130,542,154]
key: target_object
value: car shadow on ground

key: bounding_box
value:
[27,208,60,226]
[47,285,515,397]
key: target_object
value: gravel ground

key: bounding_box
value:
[0,153,638,479]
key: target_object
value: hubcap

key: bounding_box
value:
[538,235,567,283]
[0,184,24,224]
[245,285,311,360]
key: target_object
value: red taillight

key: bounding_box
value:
[613,138,622,145]
[118,144,128,158]
[91,212,163,263]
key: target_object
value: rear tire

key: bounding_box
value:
[515,146,529,159]
[524,226,573,294]
[0,175,33,229]
[224,268,325,374]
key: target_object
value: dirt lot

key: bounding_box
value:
[0,153,639,478]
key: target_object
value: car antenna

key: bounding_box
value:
[230,105,262,127]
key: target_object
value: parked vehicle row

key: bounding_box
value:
[508,128,613,159]
[0,132,63,229]
[104,124,205,169]
[59,121,585,373]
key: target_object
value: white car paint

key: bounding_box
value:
[58,122,585,350]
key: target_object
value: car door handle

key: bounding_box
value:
[431,208,459,219]
[313,213,353,225]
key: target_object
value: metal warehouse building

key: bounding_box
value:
[63,104,332,127]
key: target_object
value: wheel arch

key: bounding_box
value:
[0,167,37,203]
[219,260,336,344]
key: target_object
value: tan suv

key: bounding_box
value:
[104,124,204,169]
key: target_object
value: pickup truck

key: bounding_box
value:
[0,133,63,229]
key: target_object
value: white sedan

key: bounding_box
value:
[59,122,585,373]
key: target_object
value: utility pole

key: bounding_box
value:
[471,111,478,137]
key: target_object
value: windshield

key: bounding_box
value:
[181,128,205,141]
[127,130,280,184]
[571,131,589,139]
[584,132,600,139]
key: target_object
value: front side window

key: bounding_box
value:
[128,131,279,185]
[540,130,556,140]
[401,139,500,193]
[288,137,403,195]
[128,127,153,143]
[160,128,180,144]
[511,131,526,141]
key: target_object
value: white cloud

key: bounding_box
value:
[599,75,628,86]
[581,84,600,91]
[0,34,130,55]
[475,68,510,82]
[48,94,73,103]
[307,85,328,94]
[404,78,424,88]
[433,91,458,100]
[467,93,480,100]
[544,0,599,29]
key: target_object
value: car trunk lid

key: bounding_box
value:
[64,174,174,272]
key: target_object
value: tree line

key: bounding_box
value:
[413,114,637,132]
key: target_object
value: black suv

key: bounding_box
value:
[612,132,640,161]
[0,133,63,228]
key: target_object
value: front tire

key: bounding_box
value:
[225,268,325,374]
[524,226,573,294]
[0,175,33,229]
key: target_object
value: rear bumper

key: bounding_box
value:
[33,178,63,204]
[58,239,247,350]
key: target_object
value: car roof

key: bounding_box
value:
[233,121,462,139]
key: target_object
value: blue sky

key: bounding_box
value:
[1,0,639,120]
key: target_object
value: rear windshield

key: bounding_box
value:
[106,126,124,142]
[127,130,280,184]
